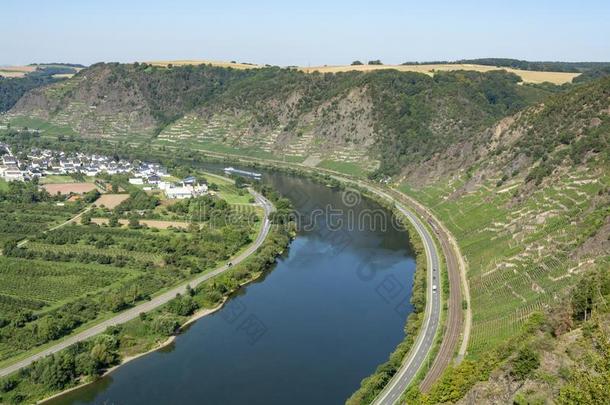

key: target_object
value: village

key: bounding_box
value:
[0,143,208,199]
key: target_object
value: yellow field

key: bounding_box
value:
[2,60,580,84]
[299,63,580,84]
[0,65,36,78]
[146,59,262,70]
[51,73,76,79]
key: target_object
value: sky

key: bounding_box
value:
[1,0,609,66]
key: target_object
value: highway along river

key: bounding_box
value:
[47,170,416,405]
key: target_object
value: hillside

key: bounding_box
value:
[400,77,609,403]
[7,62,553,175]
[0,64,84,113]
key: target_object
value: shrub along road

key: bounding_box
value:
[0,189,274,378]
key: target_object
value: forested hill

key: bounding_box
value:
[8,62,556,176]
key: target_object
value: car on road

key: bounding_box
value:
[432,284,437,292]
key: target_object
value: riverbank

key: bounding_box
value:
[39,296,232,404]
[1,140,441,404]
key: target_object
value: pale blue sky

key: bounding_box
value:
[2,0,609,65]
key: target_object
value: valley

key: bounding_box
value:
[0,59,608,404]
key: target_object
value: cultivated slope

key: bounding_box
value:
[8,63,552,175]
[401,77,610,403]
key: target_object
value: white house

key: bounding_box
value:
[166,186,194,199]
[3,169,23,181]
[128,178,144,185]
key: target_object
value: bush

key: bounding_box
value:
[511,346,540,380]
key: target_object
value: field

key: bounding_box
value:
[300,63,580,84]
[0,256,135,314]
[0,65,36,78]
[42,182,97,195]
[300,63,581,84]
[140,60,580,84]
[155,111,375,169]
[39,175,95,184]
[0,179,8,191]
[400,169,610,356]
[94,193,130,209]
[316,159,368,177]
[0,168,263,367]
[91,217,189,229]
[146,59,262,69]
[4,115,78,137]
[0,201,80,244]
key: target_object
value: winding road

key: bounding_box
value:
[0,189,274,378]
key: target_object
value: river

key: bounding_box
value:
[47,169,416,405]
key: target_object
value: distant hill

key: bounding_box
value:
[0,64,84,112]
[7,62,556,174]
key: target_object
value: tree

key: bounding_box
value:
[511,346,540,380]
[151,315,180,336]
[81,212,91,225]
[368,60,383,65]
[109,215,120,227]
[234,176,247,189]
[128,215,140,229]
[351,60,363,66]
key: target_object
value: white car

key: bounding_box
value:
[432,285,437,292]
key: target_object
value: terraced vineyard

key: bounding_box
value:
[155,112,380,173]
[401,168,610,356]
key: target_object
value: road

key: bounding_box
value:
[0,189,274,378]
[388,188,468,394]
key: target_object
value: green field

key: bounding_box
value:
[155,138,305,163]
[39,175,97,184]
[0,179,8,192]
[0,201,80,244]
[7,116,77,137]
[0,257,136,313]
[317,159,368,177]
